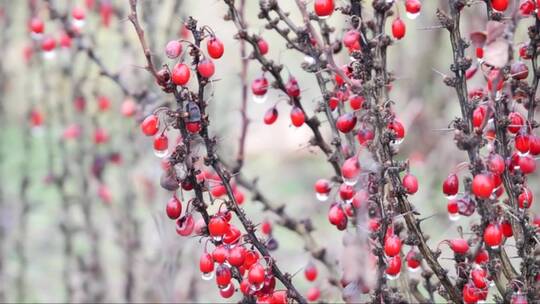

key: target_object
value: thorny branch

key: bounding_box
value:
[128,1,307,302]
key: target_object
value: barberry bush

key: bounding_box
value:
[0,0,538,303]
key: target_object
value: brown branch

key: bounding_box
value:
[234,0,250,172]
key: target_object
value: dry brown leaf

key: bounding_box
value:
[484,39,508,68]
[486,21,506,44]
[470,31,487,48]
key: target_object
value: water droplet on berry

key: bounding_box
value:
[201,272,214,281]
[252,94,267,104]
[316,192,329,202]
[304,56,315,65]
[406,12,420,19]
[342,176,358,186]
[212,235,223,242]
[385,273,400,280]
[249,282,264,292]
[153,148,169,158]
[220,283,233,292]
[407,266,420,273]
[73,19,85,28]
[448,213,461,221]
[43,51,56,60]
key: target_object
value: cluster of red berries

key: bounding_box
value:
[27,2,114,61]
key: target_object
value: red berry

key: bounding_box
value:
[121,99,137,117]
[248,263,266,285]
[207,37,224,59]
[386,255,402,276]
[290,106,305,127]
[508,112,525,134]
[100,1,113,27]
[98,95,110,112]
[406,250,421,270]
[518,186,534,208]
[153,134,168,152]
[343,30,360,49]
[520,0,536,15]
[501,220,513,237]
[384,235,402,257]
[93,128,109,144]
[388,120,405,140]
[520,44,531,60]
[471,267,488,289]
[314,179,331,194]
[405,0,422,14]
[518,155,536,174]
[228,246,246,267]
[391,18,406,40]
[252,77,269,96]
[306,287,320,302]
[515,133,530,154]
[219,282,235,298]
[328,96,339,111]
[349,95,364,110]
[304,262,318,281]
[197,59,215,78]
[488,153,505,175]
[30,109,44,127]
[176,214,194,236]
[402,174,419,194]
[472,106,486,128]
[447,199,459,215]
[165,40,182,59]
[286,77,301,98]
[166,196,182,219]
[41,37,56,52]
[212,245,229,264]
[491,0,509,11]
[261,219,272,235]
[474,248,489,264]
[243,250,259,269]
[463,283,479,303]
[314,0,334,17]
[483,223,502,248]
[72,7,85,20]
[215,264,232,287]
[442,173,459,196]
[449,239,469,254]
[171,63,190,85]
[199,253,214,273]
[529,135,540,155]
[29,17,44,34]
[264,107,278,125]
[223,225,242,245]
[339,184,355,201]
[357,127,375,145]
[336,113,357,133]
[270,291,287,304]
[257,38,269,55]
[328,204,345,226]
[471,174,494,199]
[186,121,201,134]
[476,47,484,59]
[208,216,229,237]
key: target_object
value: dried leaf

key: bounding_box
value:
[469,31,487,48]
[484,39,508,68]
[486,21,506,44]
